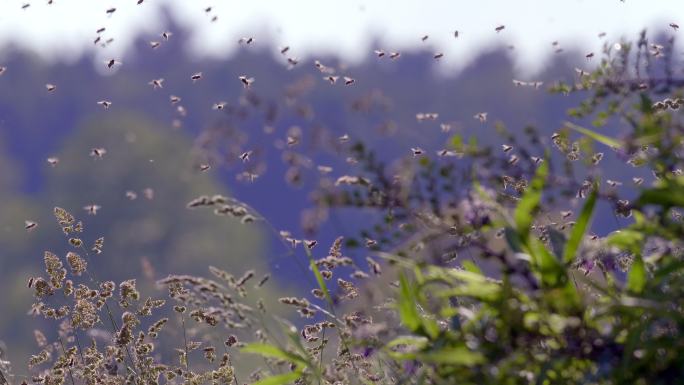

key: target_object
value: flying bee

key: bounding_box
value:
[212,102,227,110]
[338,134,350,142]
[25,220,38,231]
[411,147,424,156]
[169,95,181,104]
[317,165,333,174]
[161,31,172,40]
[560,210,573,219]
[90,147,107,158]
[199,164,211,172]
[240,151,252,162]
[343,76,355,85]
[454,30,459,38]
[607,179,622,187]
[501,144,513,153]
[96,27,106,34]
[191,72,203,82]
[149,41,161,49]
[585,52,594,59]
[238,37,254,44]
[149,78,164,89]
[632,177,644,186]
[474,112,488,123]
[374,49,385,57]
[433,52,444,59]
[84,204,101,215]
[0,66,6,76]
[280,46,290,54]
[46,157,59,166]
[97,100,112,109]
[670,23,679,31]
[106,59,121,69]
[507,155,519,165]
[45,83,57,92]
[591,152,604,165]
[530,156,543,164]
[389,52,401,59]
[304,240,317,249]
[495,25,505,33]
[239,75,254,88]
[125,191,137,200]
[105,7,116,14]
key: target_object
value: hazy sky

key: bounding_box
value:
[0,0,682,75]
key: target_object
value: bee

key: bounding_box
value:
[670,23,679,31]
[0,66,6,76]
[106,59,121,69]
[149,78,164,89]
[495,25,505,33]
[280,46,290,54]
[96,27,106,34]
[125,191,137,200]
[560,210,573,219]
[502,144,513,153]
[211,15,218,22]
[240,151,252,162]
[530,156,544,164]
[374,49,385,57]
[304,240,317,249]
[93,36,101,45]
[437,149,459,157]
[607,179,622,187]
[411,147,424,156]
[239,75,254,88]
[440,123,452,132]
[212,102,227,110]
[454,30,459,38]
[433,52,444,60]
[598,32,607,38]
[46,157,59,166]
[474,112,488,123]
[238,37,254,45]
[204,6,212,12]
[287,58,299,68]
[199,164,211,172]
[45,83,57,92]
[90,147,107,158]
[97,100,112,109]
[161,31,172,40]
[338,134,350,142]
[25,220,38,231]
[389,52,401,59]
[150,41,161,49]
[84,204,101,215]
[169,95,181,104]
[105,7,116,14]
[632,177,644,186]
[21,3,30,9]
[343,76,355,85]
[507,155,519,165]
[585,52,594,59]
[191,72,203,82]
[421,35,429,42]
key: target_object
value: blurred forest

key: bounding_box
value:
[0,20,666,368]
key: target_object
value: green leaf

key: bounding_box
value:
[637,179,684,208]
[627,256,646,294]
[252,371,302,385]
[515,161,548,241]
[607,230,644,254]
[416,346,484,366]
[563,184,597,263]
[397,273,421,332]
[242,343,309,368]
[565,121,622,149]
